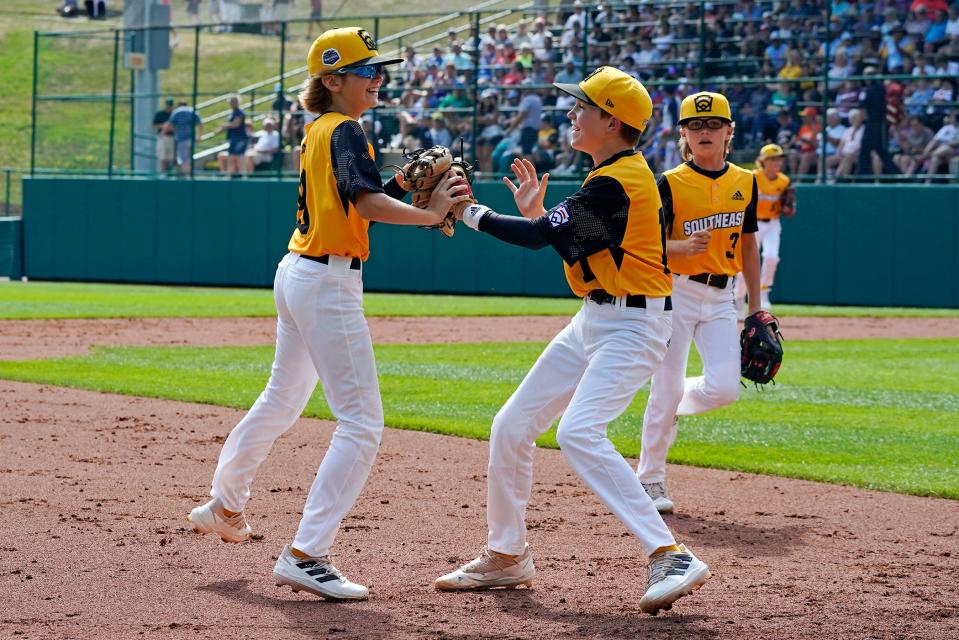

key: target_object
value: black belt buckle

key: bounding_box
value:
[302,254,361,270]
[588,290,670,310]
[690,273,728,289]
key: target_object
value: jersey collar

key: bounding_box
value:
[685,160,729,179]
[592,149,636,171]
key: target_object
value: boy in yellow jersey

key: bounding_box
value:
[188,27,470,601]
[735,143,791,312]
[434,67,711,616]
[635,91,761,514]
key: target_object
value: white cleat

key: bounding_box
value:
[642,481,675,514]
[188,498,252,543]
[639,544,711,615]
[434,545,535,591]
[273,545,369,601]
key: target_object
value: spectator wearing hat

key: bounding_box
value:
[529,17,549,55]
[153,97,176,173]
[513,20,532,50]
[244,118,280,172]
[793,107,821,177]
[163,101,203,177]
[905,6,932,38]
[444,41,472,73]
[216,95,250,176]
[476,89,505,171]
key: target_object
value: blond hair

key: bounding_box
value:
[679,121,736,162]
[299,75,333,114]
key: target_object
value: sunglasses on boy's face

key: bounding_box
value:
[332,64,385,79]
[684,118,726,131]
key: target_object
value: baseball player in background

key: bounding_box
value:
[435,67,711,616]
[735,143,791,314]
[636,92,761,514]
[188,27,469,601]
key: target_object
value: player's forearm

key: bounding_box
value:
[741,233,762,313]
[355,191,439,225]
[465,206,550,250]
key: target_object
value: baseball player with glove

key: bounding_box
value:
[187,27,470,601]
[635,92,765,514]
[434,67,711,616]
[735,143,793,314]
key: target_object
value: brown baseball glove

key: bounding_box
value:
[403,146,476,237]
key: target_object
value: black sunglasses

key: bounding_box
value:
[684,118,727,131]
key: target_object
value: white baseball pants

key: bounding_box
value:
[486,297,676,558]
[210,252,384,557]
[758,218,781,289]
[638,274,740,484]
[736,218,781,303]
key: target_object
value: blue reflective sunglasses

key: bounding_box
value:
[333,64,385,79]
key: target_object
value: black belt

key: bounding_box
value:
[688,273,729,289]
[300,254,361,270]
[587,290,672,311]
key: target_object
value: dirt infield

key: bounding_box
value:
[2,314,958,360]
[1,380,957,639]
[2,315,957,638]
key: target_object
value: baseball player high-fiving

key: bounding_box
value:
[187,27,469,601]
[636,91,761,514]
[434,67,711,616]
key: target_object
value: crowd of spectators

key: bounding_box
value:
[147,0,959,181]
[342,0,958,181]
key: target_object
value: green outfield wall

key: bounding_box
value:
[19,177,959,307]
[0,217,22,281]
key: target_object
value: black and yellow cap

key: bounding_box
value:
[307,27,404,76]
[678,91,733,124]
[759,143,785,159]
[554,66,653,132]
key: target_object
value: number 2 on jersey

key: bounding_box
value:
[296,170,310,235]
[725,232,740,259]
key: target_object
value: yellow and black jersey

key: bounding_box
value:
[660,161,758,276]
[541,150,671,298]
[753,169,791,221]
[288,112,387,260]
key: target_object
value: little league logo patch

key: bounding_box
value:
[548,204,571,228]
[322,48,341,67]
[694,94,714,113]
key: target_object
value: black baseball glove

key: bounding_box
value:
[740,310,784,385]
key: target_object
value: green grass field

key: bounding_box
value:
[1,339,956,499]
[3,281,959,319]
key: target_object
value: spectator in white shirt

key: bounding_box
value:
[831,108,865,178]
[244,119,280,173]
[921,111,959,180]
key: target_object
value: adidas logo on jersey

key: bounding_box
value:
[731,190,744,201]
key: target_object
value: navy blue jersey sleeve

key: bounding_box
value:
[743,175,759,234]
[657,175,674,235]
[540,175,630,266]
[330,120,385,204]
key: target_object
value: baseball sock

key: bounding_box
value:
[652,545,681,556]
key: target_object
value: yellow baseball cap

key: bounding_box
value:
[759,143,785,159]
[553,66,653,132]
[678,91,733,124]
[307,27,404,76]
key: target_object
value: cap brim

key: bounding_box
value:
[341,54,405,69]
[553,82,597,107]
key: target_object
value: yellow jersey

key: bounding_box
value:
[288,112,387,260]
[753,169,791,221]
[661,161,758,276]
[543,150,671,298]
